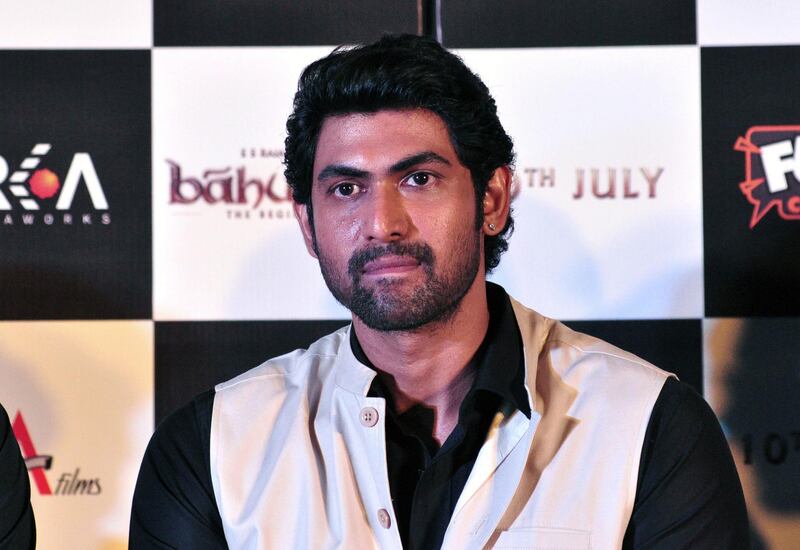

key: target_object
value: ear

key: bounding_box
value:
[482,165,512,235]
[293,200,318,259]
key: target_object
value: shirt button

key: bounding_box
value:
[359,407,379,427]
[377,508,391,529]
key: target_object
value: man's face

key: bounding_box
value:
[297,109,484,331]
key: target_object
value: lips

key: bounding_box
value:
[362,256,420,276]
[348,242,434,279]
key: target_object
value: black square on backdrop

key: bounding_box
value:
[155,320,348,424]
[0,51,151,320]
[564,319,704,394]
[442,0,696,48]
[702,46,800,317]
[154,0,417,46]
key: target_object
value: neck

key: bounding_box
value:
[354,276,489,444]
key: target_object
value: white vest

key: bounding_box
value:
[211,298,671,549]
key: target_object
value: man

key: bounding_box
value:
[131,35,748,548]
[0,402,36,549]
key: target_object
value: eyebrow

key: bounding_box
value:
[388,151,451,173]
[316,151,451,183]
[316,164,369,182]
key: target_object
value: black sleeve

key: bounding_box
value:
[129,390,228,549]
[622,377,750,549]
[0,403,35,550]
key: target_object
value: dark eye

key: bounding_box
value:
[335,183,356,196]
[409,172,431,186]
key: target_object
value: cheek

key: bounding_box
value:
[324,215,360,244]
[342,217,361,241]
[443,194,478,231]
[419,212,474,253]
[313,209,361,258]
[311,195,355,238]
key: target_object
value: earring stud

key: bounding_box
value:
[488,223,496,231]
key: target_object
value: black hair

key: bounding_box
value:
[284,34,515,271]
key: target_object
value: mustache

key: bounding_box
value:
[348,242,434,278]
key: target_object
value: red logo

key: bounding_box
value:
[11,411,102,496]
[11,412,53,495]
[29,168,61,199]
[0,144,112,226]
[734,125,800,228]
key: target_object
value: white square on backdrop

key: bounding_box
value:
[0,0,151,48]
[698,0,800,46]
[152,46,349,321]
[460,46,704,319]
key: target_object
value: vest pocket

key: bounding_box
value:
[492,526,590,549]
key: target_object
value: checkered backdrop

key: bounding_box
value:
[1,1,798,548]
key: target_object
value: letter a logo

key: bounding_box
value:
[56,153,109,210]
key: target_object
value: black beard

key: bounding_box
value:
[318,238,481,332]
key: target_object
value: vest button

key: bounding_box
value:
[359,406,379,427]
[377,508,391,529]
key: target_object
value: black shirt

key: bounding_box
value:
[355,283,529,549]
[130,287,750,549]
[0,403,36,550]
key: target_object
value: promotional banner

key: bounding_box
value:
[461,46,704,320]
[0,2,798,548]
[0,321,153,550]
[701,46,800,317]
[152,46,348,321]
[704,318,800,548]
[0,50,152,320]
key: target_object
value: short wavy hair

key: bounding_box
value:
[284,34,515,271]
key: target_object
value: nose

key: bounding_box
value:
[364,184,411,242]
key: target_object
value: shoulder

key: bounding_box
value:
[146,389,214,458]
[547,319,672,387]
[510,297,672,395]
[214,325,349,399]
[131,390,227,548]
[210,325,353,454]
[640,377,736,479]
[134,389,216,502]
[510,298,674,467]
[624,377,750,547]
[648,377,714,435]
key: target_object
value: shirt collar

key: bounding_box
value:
[350,282,530,418]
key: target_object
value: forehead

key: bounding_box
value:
[313,109,460,173]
